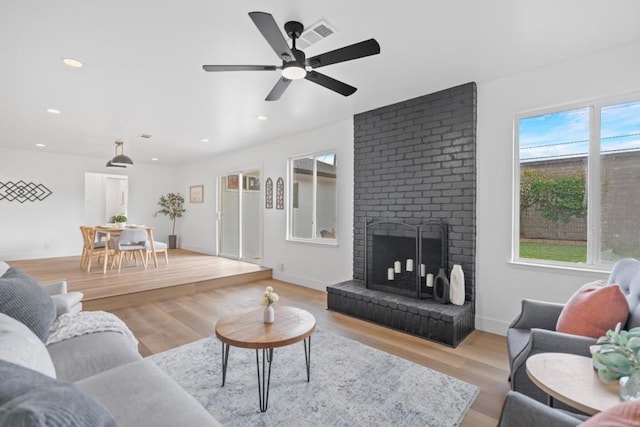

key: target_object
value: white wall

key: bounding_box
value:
[0,148,179,260]
[179,119,354,290]
[476,40,640,335]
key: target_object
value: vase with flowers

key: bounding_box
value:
[262,286,279,324]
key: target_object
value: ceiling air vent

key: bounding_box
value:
[296,20,336,50]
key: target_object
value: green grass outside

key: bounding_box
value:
[520,241,587,263]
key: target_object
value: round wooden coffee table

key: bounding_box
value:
[215,306,316,412]
[526,352,620,415]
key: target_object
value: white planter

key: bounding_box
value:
[264,306,274,324]
[449,264,465,306]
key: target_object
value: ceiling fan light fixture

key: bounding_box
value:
[282,62,306,80]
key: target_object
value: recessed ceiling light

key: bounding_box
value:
[257,115,268,121]
[151,157,159,161]
[46,108,61,114]
[201,138,209,142]
[35,143,46,147]
[62,58,83,68]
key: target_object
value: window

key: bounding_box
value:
[515,97,640,267]
[288,152,337,243]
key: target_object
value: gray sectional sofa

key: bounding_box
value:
[0,261,220,426]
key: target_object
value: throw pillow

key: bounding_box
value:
[0,359,116,427]
[556,284,629,338]
[581,400,640,426]
[0,313,56,378]
[0,267,56,341]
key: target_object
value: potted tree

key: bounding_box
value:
[154,193,186,249]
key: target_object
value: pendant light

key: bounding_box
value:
[107,140,134,167]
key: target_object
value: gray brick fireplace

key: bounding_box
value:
[327,82,476,347]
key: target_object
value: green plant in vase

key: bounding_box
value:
[113,214,128,227]
[593,323,640,401]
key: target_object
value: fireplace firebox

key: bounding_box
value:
[364,219,448,299]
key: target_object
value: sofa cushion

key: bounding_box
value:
[0,313,56,378]
[76,359,220,427]
[0,267,56,341]
[0,359,116,427]
[556,284,628,338]
[48,331,142,382]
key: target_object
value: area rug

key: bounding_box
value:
[149,328,479,426]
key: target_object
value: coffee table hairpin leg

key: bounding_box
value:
[221,342,230,386]
[220,334,312,413]
[304,336,311,382]
[256,348,274,412]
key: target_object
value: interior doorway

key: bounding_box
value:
[218,169,262,264]
[84,173,128,226]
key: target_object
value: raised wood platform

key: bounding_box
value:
[327,280,474,347]
[7,249,272,311]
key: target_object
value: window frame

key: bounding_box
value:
[512,92,640,270]
[286,150,338,246]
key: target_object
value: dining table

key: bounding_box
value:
[94,225,158,274]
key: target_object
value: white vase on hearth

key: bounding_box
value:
[449,264,465,306]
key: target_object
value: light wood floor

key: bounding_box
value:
[10,253,510,426]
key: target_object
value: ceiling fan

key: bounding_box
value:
[203,11,380,101]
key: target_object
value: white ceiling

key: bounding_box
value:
[2,1,640,166]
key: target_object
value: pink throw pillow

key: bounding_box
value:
[556,284,628,338]
[582,400,640,426]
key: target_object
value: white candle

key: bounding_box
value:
[420,264,426,277]
[387,268,395,281]
[406,259,414,272]
[394,261,401,273]
[426,273,434,287]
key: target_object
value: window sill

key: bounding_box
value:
[508,259,611,276]
[286,237,338,248]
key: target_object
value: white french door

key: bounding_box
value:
[218,170,262,263]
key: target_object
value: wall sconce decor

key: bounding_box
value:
[0,180,53,203]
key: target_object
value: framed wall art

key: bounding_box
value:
[226,174,239,191]
[189,185,204,203]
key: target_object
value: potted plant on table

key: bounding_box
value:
[592,323,640,400]
[113,214,128,228]
[154,193,186,249]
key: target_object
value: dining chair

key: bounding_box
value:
[80,226,109,272]
[146,240,169,265]
[109,229,148,272]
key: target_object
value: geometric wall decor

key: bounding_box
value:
[0,180,53,203]
[276,177,284,210]
[265,177,273,209]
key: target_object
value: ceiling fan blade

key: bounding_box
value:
[249,12,295,62]
[305,71,357,97]
[202,65,278,72]
[265,77,292,101]
[307,39,380,69]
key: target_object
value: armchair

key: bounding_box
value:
[507,258,640,404]
[42,280,84,317]
[498,391,583,427]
